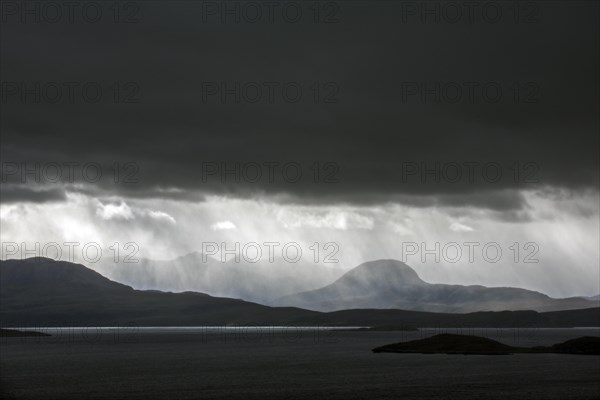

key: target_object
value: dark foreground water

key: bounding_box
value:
[1,327,599,400]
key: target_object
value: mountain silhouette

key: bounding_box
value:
[276,259,596,312]
[2,258,598,327]
[0,258,315,326]
[1,257,134,295]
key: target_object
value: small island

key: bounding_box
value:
[0,328,51,337]
[372,334,600,355]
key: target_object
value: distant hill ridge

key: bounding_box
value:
[1,258,598,327]
[276,259,596,313]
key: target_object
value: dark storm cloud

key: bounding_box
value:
[1,1,598,209]
[0,184,66,204]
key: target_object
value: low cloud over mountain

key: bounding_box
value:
[93,252,343,303]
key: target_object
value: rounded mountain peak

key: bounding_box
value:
[337,259,425,288]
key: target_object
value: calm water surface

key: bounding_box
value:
[2,328,599,399]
